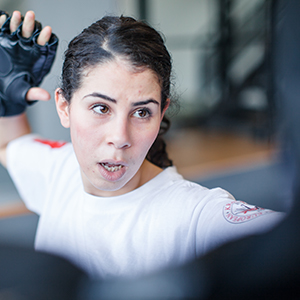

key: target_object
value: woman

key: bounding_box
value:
[0,11,284,279]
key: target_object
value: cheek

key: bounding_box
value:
[70,116,99,155]
[133,123,160,155]
[71,122,87,145]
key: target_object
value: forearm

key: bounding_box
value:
[0,113,31,167]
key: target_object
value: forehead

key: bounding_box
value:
[79,59,161,98]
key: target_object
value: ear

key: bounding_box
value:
[161,98,170,121]
[55,88,70,128]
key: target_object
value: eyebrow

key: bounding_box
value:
[83,92,160,107]
[84,93,116,103]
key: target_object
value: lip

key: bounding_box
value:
[99,159,128,167]
[98,159,128,182]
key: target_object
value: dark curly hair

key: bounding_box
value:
[60,15,173,168]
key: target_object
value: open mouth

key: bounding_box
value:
[101,163,124,172]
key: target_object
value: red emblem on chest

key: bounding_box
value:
[34,138,67,149]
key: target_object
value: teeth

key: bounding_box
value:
[101,163,123,172]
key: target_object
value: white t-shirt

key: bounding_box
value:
[7,134,284,279]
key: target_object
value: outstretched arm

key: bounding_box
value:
[0,10,53,167]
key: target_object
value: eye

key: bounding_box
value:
[92,104,109,115]
[133,108,152,118]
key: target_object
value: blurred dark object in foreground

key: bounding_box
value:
[0,244,86,300]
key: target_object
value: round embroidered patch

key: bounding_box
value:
[223,201,273,224]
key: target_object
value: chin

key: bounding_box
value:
[86,179,131,197]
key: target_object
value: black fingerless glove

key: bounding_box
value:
[0,10,59,117]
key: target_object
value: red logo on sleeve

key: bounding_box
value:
[223,201,274,224]
[34,138,67,149]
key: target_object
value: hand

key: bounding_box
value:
[0,10,53,102]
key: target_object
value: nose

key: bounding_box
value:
[108,116,131,149]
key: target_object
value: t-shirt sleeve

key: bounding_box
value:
[6,134,70,215]
[193,187,286,256]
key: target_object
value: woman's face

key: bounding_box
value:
[56,59,168,197]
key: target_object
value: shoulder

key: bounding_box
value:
[7,134,76,184]
[148,167,235,217]
[9,134,71,151]
[7,134,70,150]
[7,134,73,161]
[159,167,234,202]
